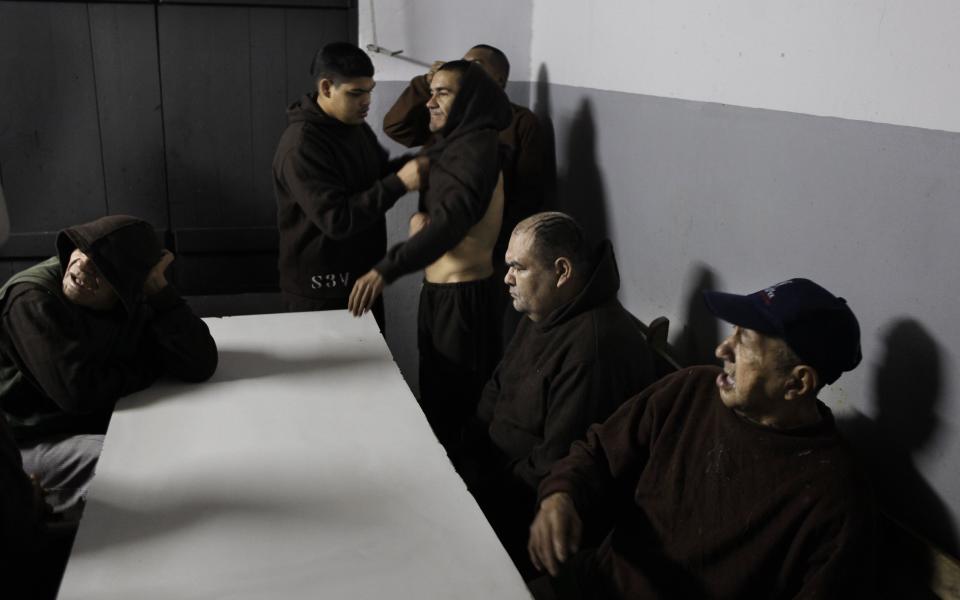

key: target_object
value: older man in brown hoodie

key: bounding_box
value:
[528,278,875,599]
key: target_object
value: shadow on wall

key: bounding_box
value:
[545,82,609,245]
[533,63,559,211]
[837,318,957,589]
[674,263,723,366]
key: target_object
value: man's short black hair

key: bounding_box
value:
[310,42,374,83]
[522,212,590,272]
[470,44,510,82]
[436,59,472,81]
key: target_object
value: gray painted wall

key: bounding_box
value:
[370,77,960,554]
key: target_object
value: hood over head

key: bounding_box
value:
[57,215,162,314]
[430,62,513,152]
[541,240,621,329]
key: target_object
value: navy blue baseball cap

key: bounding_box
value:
[703,278,862,385]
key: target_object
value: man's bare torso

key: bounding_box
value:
[421,172,504,284]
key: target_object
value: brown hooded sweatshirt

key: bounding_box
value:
[539,366,876,599]
[273,93,408,299]
[475,241,655,493]
[374,63,514,283]
[0,216,218,439]
[383,73,552,257]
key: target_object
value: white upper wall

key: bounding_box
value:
[530,0,960,133]
[359,0,532,84]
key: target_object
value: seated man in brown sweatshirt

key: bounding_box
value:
[527,278,876,600]
[0,215,219,517]
[349,60,513,451]
[273,42,425,325]
[460,212,656,576]
[382,44,554,342]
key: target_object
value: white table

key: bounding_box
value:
[59,311,531,599]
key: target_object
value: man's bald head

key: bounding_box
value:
[463,44,510,88]
[514,212,590,273]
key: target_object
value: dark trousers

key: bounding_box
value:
[527,549,605,600]
[469,469,540,579]
[417,277,501,452]
[282,291,385,332]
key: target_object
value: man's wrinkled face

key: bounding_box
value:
[62,249,118,310]
[319,76,374,125]
[427,69,460,132]
[714,326,793,419]
[504,229,560,322]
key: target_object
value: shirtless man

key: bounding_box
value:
[383,44,553,343]
[348,60,513,450]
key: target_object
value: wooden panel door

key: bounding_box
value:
[0,1,355,295]
[157,3,350,293]
[0,1,164,281]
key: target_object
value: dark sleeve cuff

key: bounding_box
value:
[374,255,403,285]
[537,473,590,516]
[382,173,407,199]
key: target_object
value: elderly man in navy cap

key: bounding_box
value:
[527,278,876,600]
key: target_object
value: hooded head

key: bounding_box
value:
[56,215,162,314]
[426,60,513,143]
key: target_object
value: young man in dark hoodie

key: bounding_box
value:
[348,60,513,451]
[382,44,554,343]
[460,212,656,576]
[273,42,425,322]
[527,278,875,600]
[0,215,218,517]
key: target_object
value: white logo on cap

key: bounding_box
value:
[762,279,794,301]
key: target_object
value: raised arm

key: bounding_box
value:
[141,251,218,383]
[382,65,442,147]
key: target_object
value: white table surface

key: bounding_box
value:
[59,311,531,599]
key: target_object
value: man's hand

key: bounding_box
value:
[143,250,174,296]
[425,60,445,85]
[397,156,429,191]
[408,211,431,237]
[348,269,385,317]
[528,492,583,577]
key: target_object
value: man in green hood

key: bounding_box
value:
[0,215,218,514]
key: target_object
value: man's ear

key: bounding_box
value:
[785,364,818,400]
[554,257,573,289]
[318,78,334,98]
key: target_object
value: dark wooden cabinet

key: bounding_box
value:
[0,0,355,293]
